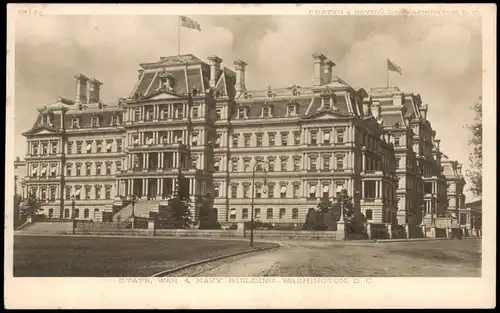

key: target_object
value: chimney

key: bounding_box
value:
[86,78,102,104]
[233,60,247,93]
[207,55,223,88]
[323,59,336,84]
[74,73,89,104]
[393,92,403,106]
[312,53,326,87]
[457,163,463,175]
[420,103,428,120]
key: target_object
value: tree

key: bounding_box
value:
[157,196,192,229]
[19,192,42,222]
[197,196,220,230]
[13,194,22,228]
[466,96,482,198]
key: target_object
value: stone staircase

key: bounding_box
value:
[16,221,73,234]
[112,200,160,222]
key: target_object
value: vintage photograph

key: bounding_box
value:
[5,3,495,309]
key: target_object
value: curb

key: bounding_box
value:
[376,238,452,243]
[151,244,281,277]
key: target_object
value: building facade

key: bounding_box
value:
[21,52,467,227]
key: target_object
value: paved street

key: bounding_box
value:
[169,239,481,277]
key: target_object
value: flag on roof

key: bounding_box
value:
[180,16,201,31]
[387,59,402,75]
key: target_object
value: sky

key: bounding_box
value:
[13,14,482,199]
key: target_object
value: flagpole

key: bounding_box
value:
[386,64,389,87]
[177,16,180,56]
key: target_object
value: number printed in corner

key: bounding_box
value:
[17,8,44,16]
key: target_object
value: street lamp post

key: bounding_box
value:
[71,195,76,235]
[129,194,137,229]
[250,160,269,248]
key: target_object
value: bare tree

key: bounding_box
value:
[466,96,482,198]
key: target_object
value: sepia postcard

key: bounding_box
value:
[4,3,496,309]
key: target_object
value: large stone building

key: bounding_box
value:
[20,52,466,228]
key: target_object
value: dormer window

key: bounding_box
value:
[72,118,80,128]
[287,104,296,116]
[292,88,300,97]
[111,116,119,126]
[215,90,221,99]
[98,103,103,109]
[192,87,198,96]
[91,116,100,128]
[78,104,83,110]
[238,108,247,119]
[243,92,251,99]
[262,107,271,118]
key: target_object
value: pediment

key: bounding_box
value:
[22,125,59,136]
[303,108,348,120]
[141,90,185,100]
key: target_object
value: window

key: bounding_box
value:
[281,134,288,146]
[243,186,250,198]
[337,131,344,143]
[279,208,286,219]
[256,135,263,147]
[95,187,101,199]
[281,161,287,172]
[323,132,330,144]
[269,134,275,146]
[232,135,239,147]
[323,158,330,171]
[106,163,112,175]
[76,164,82,176]
[242,208,249,219]
[287,105,296,116]
[74,209,80,218]
[117,141,122,152]
[67,142,73,154]
[192,108,199,118]
[365,209,373,220]
[85,186,91,199]
[51,141,58,154]
[106,141,112,152]
[161,108,169,120]
[395,157,401,169]
[262,107,270,118]
[267,185,274,198]
[310,158,317,171]
[309,185,316,199]
[72,118,80,128]
[214,186,220,198]
[231,186,237,198]
[91,116,99,127]
[66,165,72,177]
[41,165,48,177]
[215,134,221,148]
[177,107,184,119]
[146,109,154,121]
[231,160,238,172]
[31,165,38,177]
[51,165,57,177]
[64,209,70,218]
[268,161,274,172]
[192,159,198,169]
[134,110,140,121]
[111,116,119,126]
[254,208,261,219]
[294,133,300,145]
[244,135,251,147]
[86,163,91,176]
[42,143,48,155]
[280,186,286,199]
[96,141,103,153]
[266,208,273,219]
[244,162,250,172]
[76,142,82,154]
[292,208,299,219]
[336,156,344,170]
[84,209,90,218]
[311,132,317,145]
[191,134,198,146]
[50,187,56,201]
[216,109,221,120]
[238,108,246,119]
[105,186,111,200]
[293,185,300,198]
[85,142,92,154]
[94,209,100,219]
[322,185,329,199]
[229,209,236,220]
[256,187,262,199]
[293,159,300,171]
[95,163,101,176]
[394,136,400,147]
[424,182,433,194]
[48,208,54,218]
[33,143,39,155]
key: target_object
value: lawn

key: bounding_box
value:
[13,235,277,277]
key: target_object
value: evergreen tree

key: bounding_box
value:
[19,192,42,222]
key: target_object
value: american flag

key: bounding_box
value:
[180,16,201,31]
[387,59,402,75]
